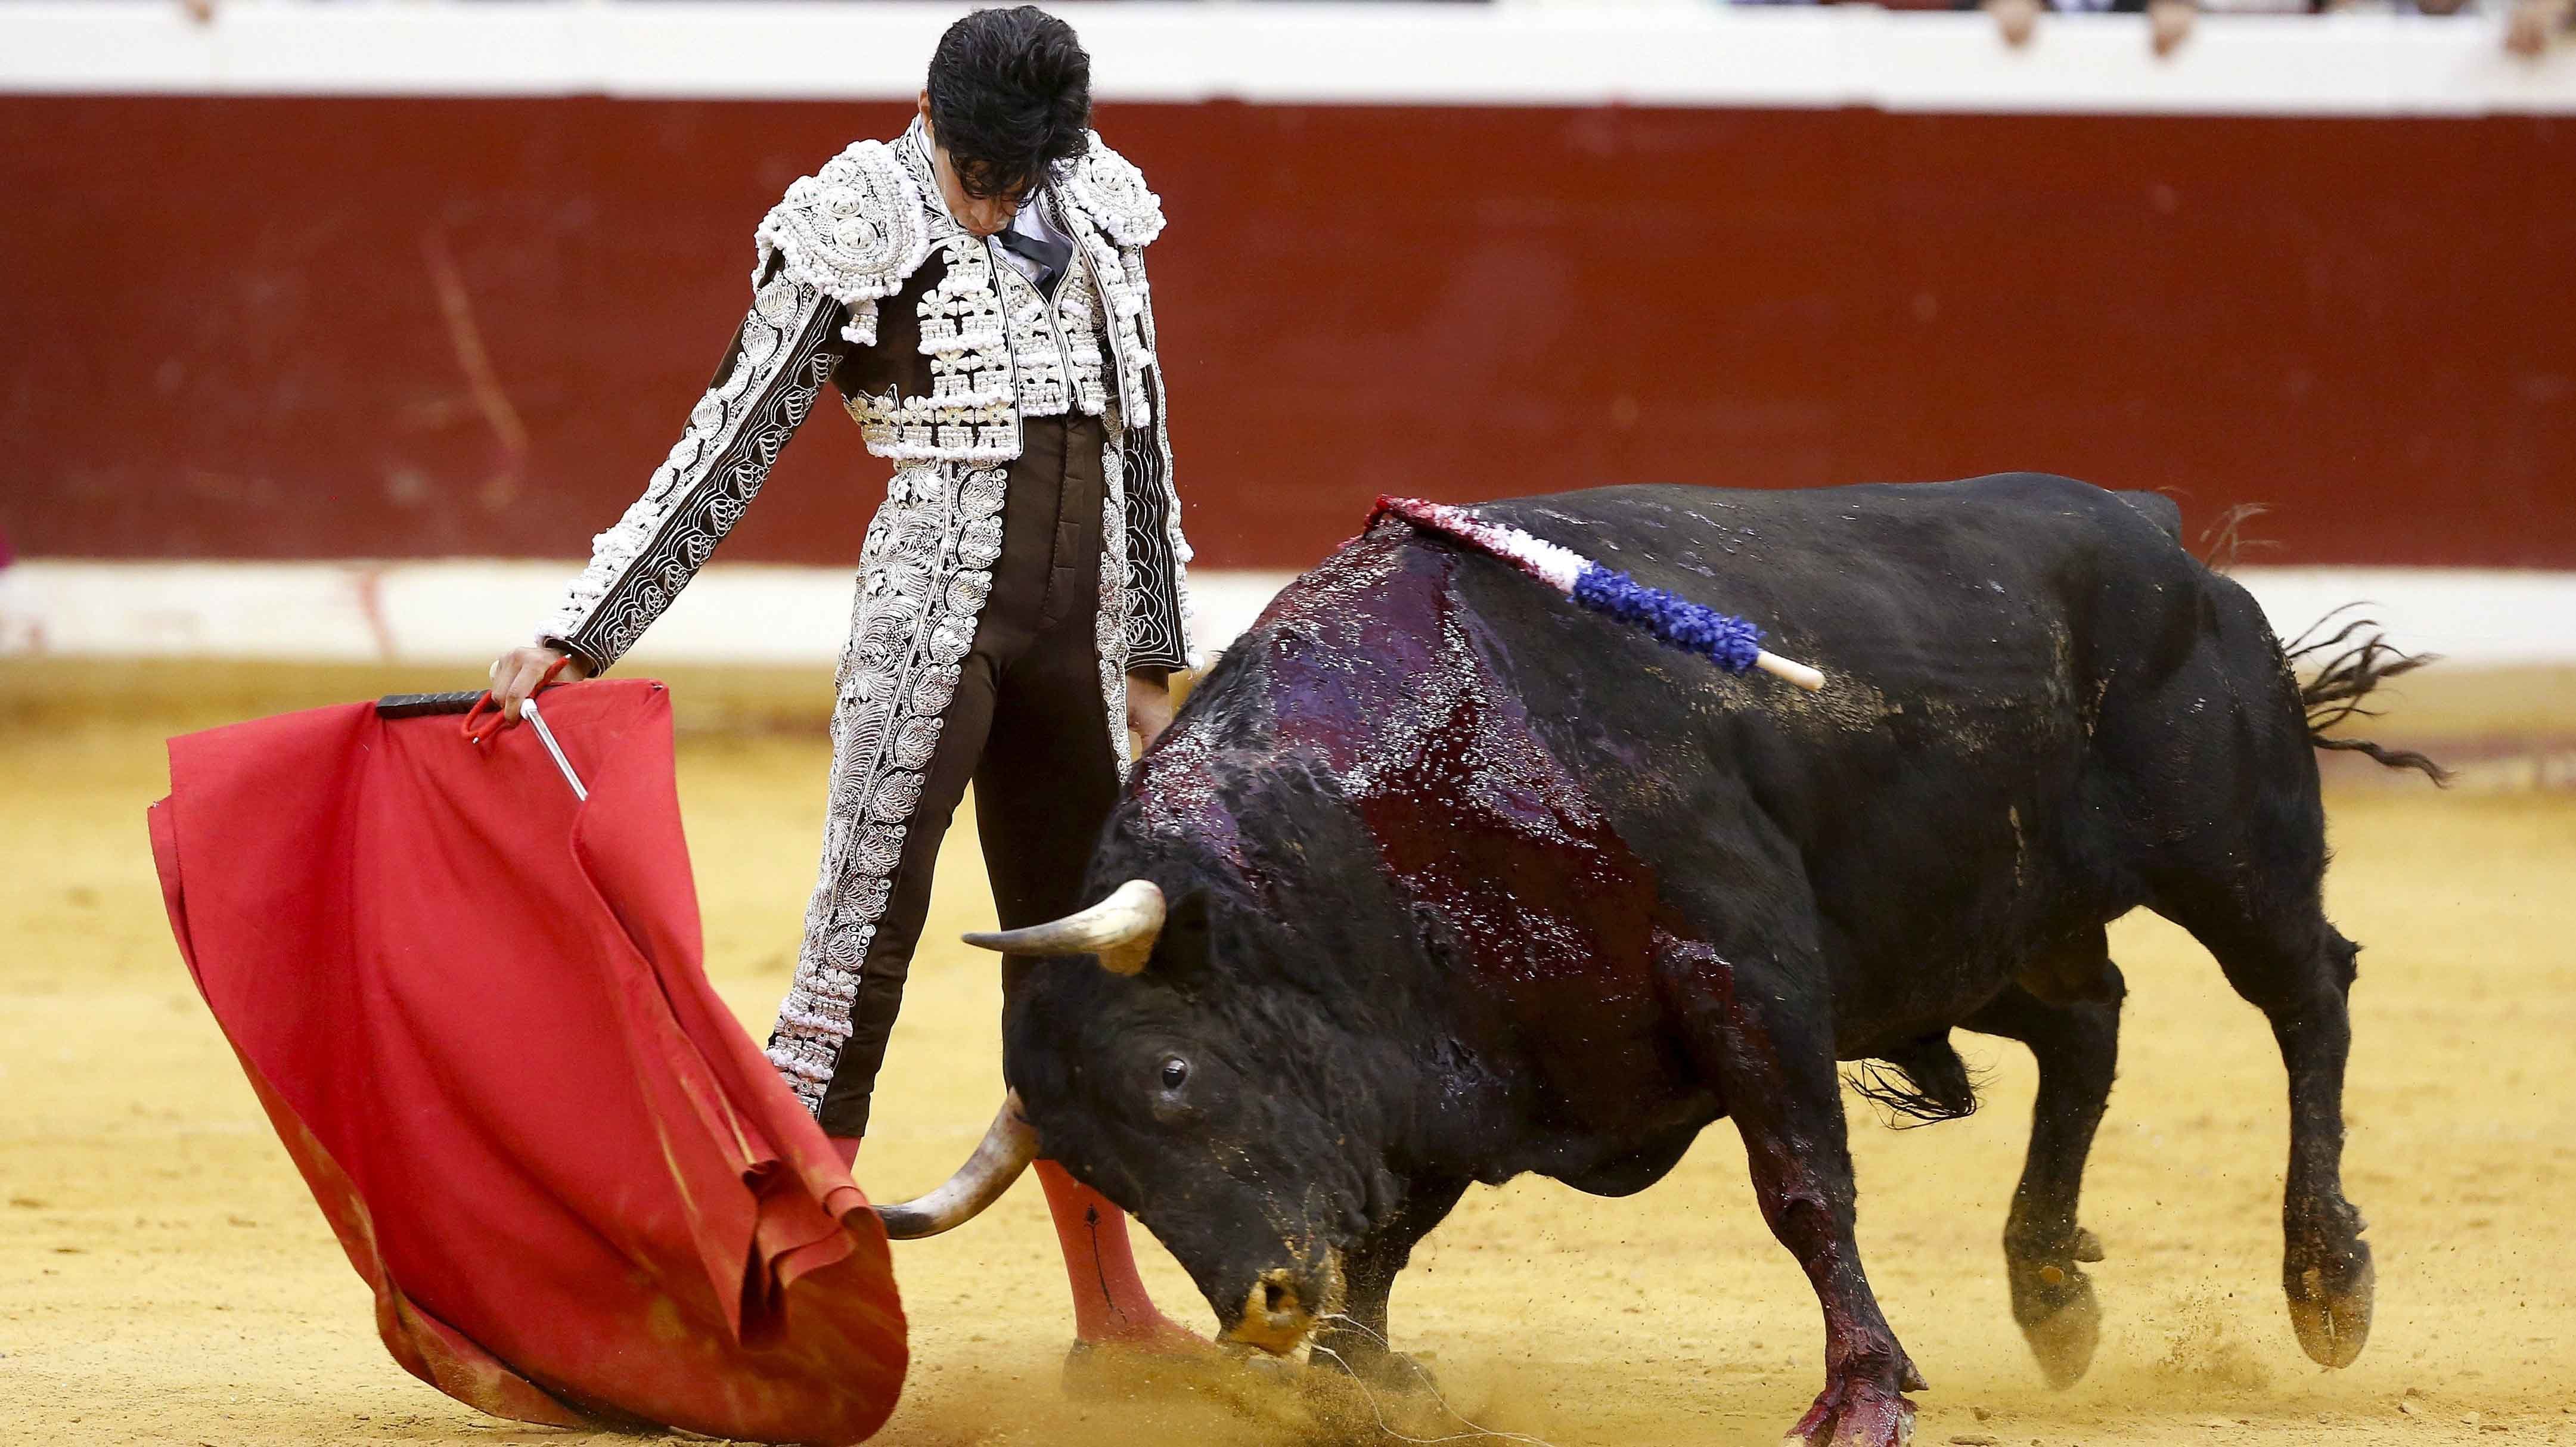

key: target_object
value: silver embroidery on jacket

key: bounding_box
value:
[766,459,1010,1104]
[846,232,1020,462]
[1097,405,1135,777]
[1119,242,1194,671]
[1056,257,1112,418]
[996,256,1110,421]
[755,139,932,349]
[1063,131,1167,249]
[537,273,840,669]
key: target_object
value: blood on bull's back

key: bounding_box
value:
[1178,526,1706,1136]
[1181,476,2203,1062]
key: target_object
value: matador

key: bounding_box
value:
[488,5,1197,1361]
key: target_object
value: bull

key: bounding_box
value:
[874,474,2437,1444]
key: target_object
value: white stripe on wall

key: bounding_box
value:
[3,560,2567,669]
[3,2,2571,116]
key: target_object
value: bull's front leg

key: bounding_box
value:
[1311,1175,1469,1391]
[1681,945,1925,1446]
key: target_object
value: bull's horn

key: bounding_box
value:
[870,1092,1039,1240]
[961,879,1165,976]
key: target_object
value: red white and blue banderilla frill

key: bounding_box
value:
[1373,496,1827,693]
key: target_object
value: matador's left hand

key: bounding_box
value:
[1127,670,1177,752]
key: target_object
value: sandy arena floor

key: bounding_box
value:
[3,682,2572,1447]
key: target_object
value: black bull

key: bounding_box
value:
[990,475,2430,1443]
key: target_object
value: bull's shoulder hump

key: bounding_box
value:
[1464,476,2119,526]
[1441,477,2195,571]
[1872,474,2196,551]
[1472,483,1757,533]
[2113,489,2184,542]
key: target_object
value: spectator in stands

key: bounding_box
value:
[1979,0,2199,55]
[2501,0,2574,53]
[1738,0,2569,58]
[1976,0,2571,53]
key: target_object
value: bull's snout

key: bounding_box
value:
[1215,1261,1318,1349]
[1222,1256,1345,1356]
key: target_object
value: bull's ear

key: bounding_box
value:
[1153,888,1213,979]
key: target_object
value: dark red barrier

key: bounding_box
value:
[3,97,2569,569]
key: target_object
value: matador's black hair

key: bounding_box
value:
[925,6,1093,202]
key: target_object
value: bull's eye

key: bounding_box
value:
[1157,1055,1190,1091]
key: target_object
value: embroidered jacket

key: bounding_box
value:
[533,121,1194,679]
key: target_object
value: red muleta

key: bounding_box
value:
[147,679,907,1443]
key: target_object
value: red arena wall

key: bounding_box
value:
[4,95,2570,571]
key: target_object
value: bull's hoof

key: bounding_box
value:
[1299,1357,1464,1444]
[2017,1291,2100,1390]
[1783,1378,1916,1447]
[2007,1235,2103,1387]
[1311,1338,1439,1395]
[2285,1241,2374,1369]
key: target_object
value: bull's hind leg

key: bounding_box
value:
[1964,971,2125,1387]
[1672,937,1925,1447]
[2166,891,2373,1368]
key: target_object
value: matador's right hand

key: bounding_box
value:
[488,644,591,723]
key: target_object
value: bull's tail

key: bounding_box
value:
[2286,610,2449,785]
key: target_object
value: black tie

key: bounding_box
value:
[994,225,1072,299]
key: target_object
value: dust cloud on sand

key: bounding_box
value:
[4,700,2572,1446]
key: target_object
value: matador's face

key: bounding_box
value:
[915,92,1033,239]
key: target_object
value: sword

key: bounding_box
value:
[518,700,588,801]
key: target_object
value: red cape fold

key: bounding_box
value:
[148,679,907,1443]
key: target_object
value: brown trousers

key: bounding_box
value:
[817,414,1123,1137]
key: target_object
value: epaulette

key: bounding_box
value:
[1059,131,1166,249]
[753,139,934,346]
